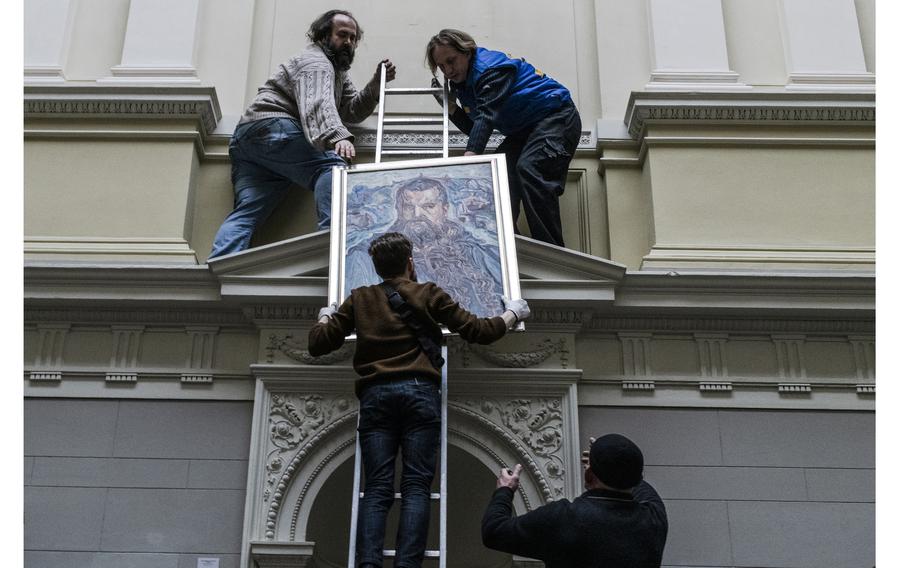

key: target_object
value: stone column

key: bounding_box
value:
[778,0,874,91]
[24,0,77,83]
[645,0,748,90]
[100,0,201,84]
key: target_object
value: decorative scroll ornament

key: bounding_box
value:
[455,397,566,499]
[266,334,353,365]
[449,337,568,368]
[264,393,354,505]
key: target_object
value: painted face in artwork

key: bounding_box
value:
[398,187,448,226]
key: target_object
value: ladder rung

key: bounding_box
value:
[383,550,441,558]
[381,149,445,156]
[359,492,442,499]
[384,87,443,95]
[383,117,445,125]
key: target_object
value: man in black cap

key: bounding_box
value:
[481,433,668,567]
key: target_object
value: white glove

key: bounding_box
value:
[501,296,530,322]
[318,304,337,321]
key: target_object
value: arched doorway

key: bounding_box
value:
[306,446,513,568]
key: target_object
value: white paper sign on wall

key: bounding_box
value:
[197,559,219,568]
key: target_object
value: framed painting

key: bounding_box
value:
[327,154,522,332]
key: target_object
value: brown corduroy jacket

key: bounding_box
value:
[308,277,507,394]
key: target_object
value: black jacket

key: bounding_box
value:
[481,481,668,568]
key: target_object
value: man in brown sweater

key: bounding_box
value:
[209,9,396,259]
[309,232,529,568]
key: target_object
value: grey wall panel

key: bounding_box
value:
[25,456,34,484]
[718,410,874,468]
[100,488,246,553]
[728,501,875,568]
[647,465,808,501]
[25,487,107,551]
[805,468,875,502]
[25,399,119,457]
[187,459,248,489]
[579,407,724,466]
[30,457,190,488]
[112,400,253,460]
[660,500,733,567]
[25,551,95,568]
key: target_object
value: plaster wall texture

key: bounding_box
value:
[646,145,875,248]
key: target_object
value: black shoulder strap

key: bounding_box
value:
[381,282,445,369]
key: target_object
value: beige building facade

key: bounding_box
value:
[24,1,875,567]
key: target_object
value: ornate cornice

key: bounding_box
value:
[266,334,353,365]
[24,85,222,134]
[25,307,247,326]
[585,316,874,334]
[620,91,875,141]
[354,130,593,150]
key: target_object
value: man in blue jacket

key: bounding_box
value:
[482,434,668,567]
[426,29,582,248]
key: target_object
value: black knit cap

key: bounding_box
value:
[589,433,644,490]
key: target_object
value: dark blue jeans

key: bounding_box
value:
[356,377,441,568]
[208,117,347,259]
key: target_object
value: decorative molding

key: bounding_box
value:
[23,85,221,134]
[622,381,655,391]
[619,332,652,377]
[33,324,70,368]
[289,438,356,541]
[266,334,354,365]
[451,397,567,500]
[29,371,62,382]
[856,384,875,395]
[778,383,811,394]
[699,381,732,392]
[263,393,357,539]
[249,542,315,568]
[639,244,875,271]
[849,335,875,381]
[245,306,320,322]
[613,92,874,143]
[185,326,217,373]
[25,307,247,326]
[354,130,593,150]
[773,335,806,380]
[105,372,138,383]
[24,236,198,263]
[110,325,144,369]
[586,315,874,334]
[24,262,220,304]
[695,333,728,378]
[180,374,213,384]
[449,338,568,369]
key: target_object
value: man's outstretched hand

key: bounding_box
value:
[497,464,522,491]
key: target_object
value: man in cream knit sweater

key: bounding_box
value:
[209,9,396,259]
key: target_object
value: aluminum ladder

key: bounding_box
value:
[374,64,450,162]
[346,65,451,567]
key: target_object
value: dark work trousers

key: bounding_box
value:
[356,377,441,568]
[496,103,581,248]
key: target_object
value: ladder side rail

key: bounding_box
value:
[375,63,388,163]
[347,426,363,568]
[439,343,448,567]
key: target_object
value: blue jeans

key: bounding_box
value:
[208,117,347,259]
[356,378,441,568]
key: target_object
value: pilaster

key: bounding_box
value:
[100,0,202,85]
[24,0,77,84]
[778,0,874,91]
[645,0,749,91]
